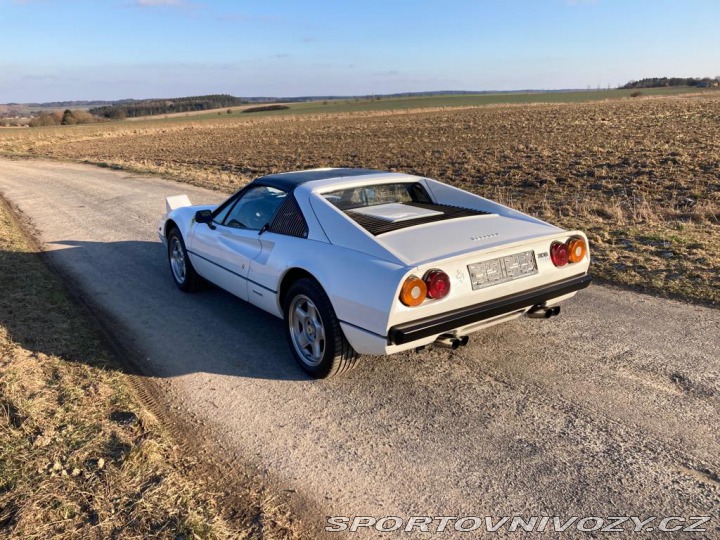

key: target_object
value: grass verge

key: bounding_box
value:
[0,199,300,538]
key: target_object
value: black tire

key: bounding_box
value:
[167,228,201,292]
[284,278,360,378]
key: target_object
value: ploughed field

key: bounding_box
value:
[2,94,719,305]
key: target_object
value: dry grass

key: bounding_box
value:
[1,94,719,305]
[0,202,300,539]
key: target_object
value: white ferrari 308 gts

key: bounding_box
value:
[159,168,591,378]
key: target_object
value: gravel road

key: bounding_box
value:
[1,159,718,538]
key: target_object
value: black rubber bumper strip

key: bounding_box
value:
[388,273,592,345]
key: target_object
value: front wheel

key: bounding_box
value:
[284,278,359,378]
[167,228,201,292]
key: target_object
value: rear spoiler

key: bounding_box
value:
[165,194,192,213]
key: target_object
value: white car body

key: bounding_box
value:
[159,168,591,359]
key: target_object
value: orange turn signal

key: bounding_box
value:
[567,237,587,263]
[399,276,427,307]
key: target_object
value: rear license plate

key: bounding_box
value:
[467,250,538,290]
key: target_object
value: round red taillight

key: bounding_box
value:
[424,270,451,299]
[550,241,569,267]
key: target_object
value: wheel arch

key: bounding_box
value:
[280,267,360,377]
[164,219,179,238]
[278,267,320,310]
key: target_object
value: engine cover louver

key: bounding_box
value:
[345,202,490,236]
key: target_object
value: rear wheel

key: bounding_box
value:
[167,228,200,292]
[284,278,359,378]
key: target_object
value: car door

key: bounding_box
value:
[245,193,310,316]
[188,185,286,302]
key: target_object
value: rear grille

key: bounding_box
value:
[345,202,489,236]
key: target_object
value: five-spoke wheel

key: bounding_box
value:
[288,294,326,367]
[167,228,200,292]
[169,236,187,285]
[284,278,359,378]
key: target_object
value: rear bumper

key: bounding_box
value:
[388,273,592,345]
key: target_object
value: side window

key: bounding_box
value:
[213,200,236,225]
[222,186,287,231]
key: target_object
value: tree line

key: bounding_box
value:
[621,77,720,89]
[28,109,104,127]
[89,94,247,119]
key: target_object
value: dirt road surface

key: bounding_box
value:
[1,159,718,538]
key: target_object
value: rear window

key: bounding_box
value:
[324,182,491,236]
[322,182,432,210]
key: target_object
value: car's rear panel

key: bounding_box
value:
[374,212,562,267]
[387,230,590,327]
[340,229,590,355]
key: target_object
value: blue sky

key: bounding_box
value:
[1,0,719,102]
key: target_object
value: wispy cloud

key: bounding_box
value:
[216,13,283,23]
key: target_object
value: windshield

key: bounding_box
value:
[322,182,432,211]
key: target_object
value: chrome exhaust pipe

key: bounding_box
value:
[527,305,561,319]
[435,335,461,350]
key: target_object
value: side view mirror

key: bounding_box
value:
[194,209,215,229]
